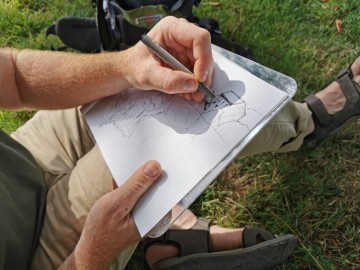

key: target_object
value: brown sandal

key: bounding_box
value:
[143,218,297,270]
[304,61,360,142]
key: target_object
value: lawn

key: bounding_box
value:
[1,0,359,269]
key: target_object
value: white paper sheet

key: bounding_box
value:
[84,49,289,236]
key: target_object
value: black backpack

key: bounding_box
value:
[46,0,254,60]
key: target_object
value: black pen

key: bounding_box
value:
[141,34,216,99]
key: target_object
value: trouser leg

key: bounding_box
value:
[10,99,311,268]
[11,108,136,270]
[240,101,312,157]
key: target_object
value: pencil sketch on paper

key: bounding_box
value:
[93,82,263,147]
[84,49,289,237]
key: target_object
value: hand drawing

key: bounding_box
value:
[96,90,173,137]
[85,49,289,237]
[94,64,264,147]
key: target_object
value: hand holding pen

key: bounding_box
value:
[123,16,213,103]
[141,34,215,99]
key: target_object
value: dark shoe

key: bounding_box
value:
[304,62,360,142]
[144,218,297,270]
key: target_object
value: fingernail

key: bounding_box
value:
[184,80,197,92]
[143,161,159,177]
[201,71,208,82]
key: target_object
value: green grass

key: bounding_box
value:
[0,0,95,132]
[1,0,360,269]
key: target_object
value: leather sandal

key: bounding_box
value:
[144,218,297,270]
[304,61,360,142]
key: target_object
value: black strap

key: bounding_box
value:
[304,95,331,127]
[45,17,101,53]
[242,225,275,248]
[45,24,68,51]
[336,64,360,107]
[197,18,254,60]
[211,34,255,60]
[46,0,254,60]
[143,218,210,257]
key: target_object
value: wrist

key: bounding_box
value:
[73,237,112,270]
[115,46,137,90]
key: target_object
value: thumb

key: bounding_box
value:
[115,160,162,211]
[149,67,198,94]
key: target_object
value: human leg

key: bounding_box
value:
[10,108,293,270]
[240,100,312,157]
[144,56,360,269]
[144,210,296,270]
[145,209,243,267]
[14,55,358,268]
[11,109,136,269]
[303,56,360,141]
[241,55,360,156]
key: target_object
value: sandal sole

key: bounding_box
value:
[151,234,297,270]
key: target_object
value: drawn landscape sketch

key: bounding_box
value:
[84,49,289,236]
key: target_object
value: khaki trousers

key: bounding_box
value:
[11,100,311,269]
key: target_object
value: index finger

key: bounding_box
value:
[149,17,213,85]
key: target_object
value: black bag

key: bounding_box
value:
[46,0,254,60]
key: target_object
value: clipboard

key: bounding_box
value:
[146,44,297,237]
[83,44,297,237]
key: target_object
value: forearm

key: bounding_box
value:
[59,242,111,270]
[0,17,213,110]
[59,252,110,270]
[0,48,132,110]
[58,251,83,270]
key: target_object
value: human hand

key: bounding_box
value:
[123,16,213,103]
[64,160,162,269]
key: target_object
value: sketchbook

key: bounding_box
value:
[83,45,297,237]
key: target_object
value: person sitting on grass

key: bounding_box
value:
[1,16,360,270]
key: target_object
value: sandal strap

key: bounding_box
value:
[304,62,360,142]
[336,65,360,106]
[304,94,331,126]
[143,217,210,257]
[242,225,275,248]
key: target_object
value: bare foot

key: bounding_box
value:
[304,56,360,136]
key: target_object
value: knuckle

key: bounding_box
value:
[130,175,148,193]
[161,16,175,25]
[198,28,211,41]
[162,72,174,93]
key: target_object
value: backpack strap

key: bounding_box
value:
[217,37,255,60]
[198,18,254,60]
[97,0,201,51]
[45,0,254,60]
[45,24,68,51]
[46,17,101,53]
